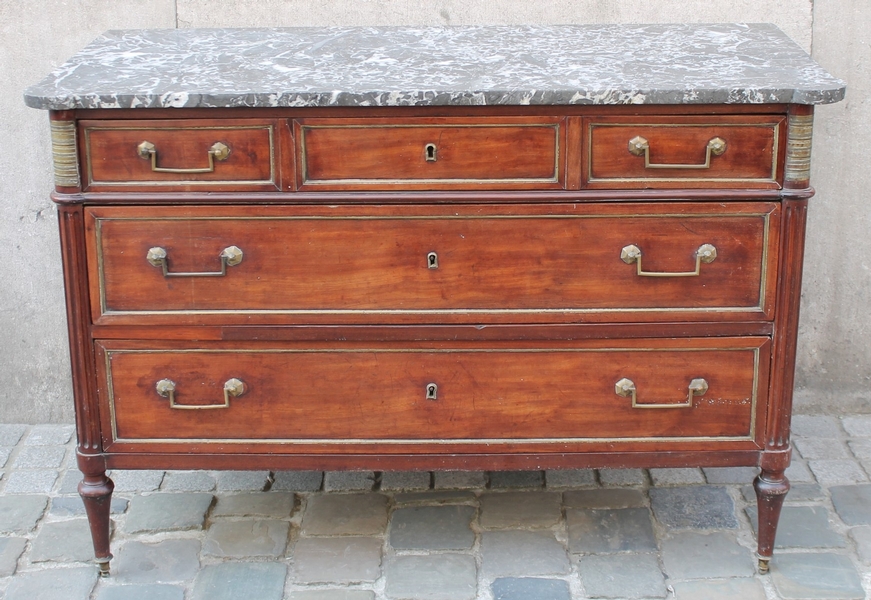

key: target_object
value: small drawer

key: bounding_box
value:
[85,202,780,326]
[81,119,279,190]
[586,115,785,189]
[98,338,767,449]
[296,117,564,190]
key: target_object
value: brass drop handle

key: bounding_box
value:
[620,244,717,277]
[425,383,438,400]
[147,245,243,277]
[137,140,230,173]
[628,136,726,169]
[615,377,708,409]
[156,378,246,410]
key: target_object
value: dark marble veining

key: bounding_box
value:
[25,24,845,110]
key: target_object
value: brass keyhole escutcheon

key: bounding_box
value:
[425,143,438,162]
[427,252,439,269]
[426,383,438,400]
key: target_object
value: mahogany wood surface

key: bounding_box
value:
[80,118,280,191]
[85,202,780,326]
[587,115,785,188]
[297,116,564,190]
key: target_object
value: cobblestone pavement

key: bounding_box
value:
[1,416,870,599]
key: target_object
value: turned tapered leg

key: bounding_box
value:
[79,469,114,576]
[753,468,789,573]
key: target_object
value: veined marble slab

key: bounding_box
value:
[24,23,844,110]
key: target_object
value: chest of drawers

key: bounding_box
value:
[25,24,844,575]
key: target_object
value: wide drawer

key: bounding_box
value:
[296,117,564,190]
[97,338,768,451]
[86,202,779,325]
[81,119,279,190]
[586,115,785,189]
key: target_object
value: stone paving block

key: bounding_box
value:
[24,424,75,446]
[51,495,128,516]
[830,484,871,525]
[849,525,871,562]
[58,469,83,494]
[96,584,185,600]
[393,490,477,505]
[3,469,58,493]
[212,492,295,518]
[771,553,865,599]
[672,578,766,600]
[649,486,738,529]
[0,424,27,446]
[0,537,26,576]
[598,468,646,486]
[563,488,646,509]
[848,439,871,458]
[110,469,165,492]
[740,483,824,503]
[301,493,388,536]
[380,471,431,491]
[785,458,816,483]
[842,415,871,437]
[433,470,486,490]
[390,505,475,550]
[791,415,842,438]
[292,537,382,584]
[578,553,667,599]
[323,471,375,492]
[385,554,476,600]
[191,562,287,600]
[649,467,705,486]
[126,493,213,533]
[0,445,12,468]
[491,577,571,600]
[4,566,98,600]
[544,469,597,488]
[203,519,290,557]
[161,471,216,492]
[215,470,271,491]
[702,466,759,484]
[746,505,846,548]
[12,445,66,468]
[566,508,657,553]
[479,491,561,529]
[660,532,755,579]
[0,495,48,533]
[488,470,543,489]
[31,518,110,562]
[272,470,323,492]
[288,592,375,600]
[482,530,570,577]
[114,539,201,583]
[808,459,868,485]
[795,437,851,459]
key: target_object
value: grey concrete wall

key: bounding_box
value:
[2,0,865,422]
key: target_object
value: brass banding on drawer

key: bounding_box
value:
[81,118,278,190]
[98,338,767,446]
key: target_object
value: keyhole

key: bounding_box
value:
[426,383,438,400]
[427,252,439,269]
[425,143,437,162]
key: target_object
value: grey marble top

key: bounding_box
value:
[24,24,845,110]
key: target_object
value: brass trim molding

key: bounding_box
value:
[784,113,814,184]
[50,120,80,188]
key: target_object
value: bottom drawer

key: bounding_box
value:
[98,338,768,449]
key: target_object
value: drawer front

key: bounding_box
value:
[297,117,564,190]
[586,116,785,189]
[98,338,767,449]
[87,202,779,325]
[81,119,279,190]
